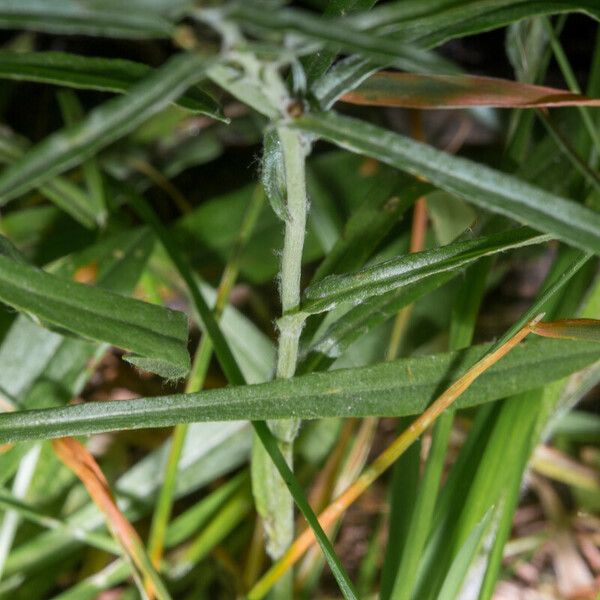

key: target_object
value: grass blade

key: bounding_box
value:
[302,0,378,85]
[0,0,174,38]
[125,191,358,599]
[0,51,223,119]
[0,130,101,229]
[224,4,452,74]
[247,317,541,598]
[0,52,214,205]
[346,1,600,48]
[437,509,495,600]
[56,91,108,225]
[146,185,264,569]
[0,486,118,554]
[302,271,454,371]
[388,258,491,600]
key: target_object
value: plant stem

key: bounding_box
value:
[254,126,308,592]
[147,186,265,568]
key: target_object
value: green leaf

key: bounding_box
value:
[0,338,598,442]
[427,192,476,245]
[4,421,251,580]
[0,52,214,205]
[126,189,243,386]
[301,271,454,372]
[313,58,377,111]
[252,421,359,600]
[292,111,600,255]
[346,1,600,49]
[56,90,108,225]
[0,0,174,38]
[302,227,550,314]
[173,181,323,284]
[0,246,190,379]
[312,174,427,284]
[302,0,378,85]
[125,187,356,599]
[0,228,155,406]
[0,51,223,119]
[0,129,101,229]
[437,508,495,600]
[415,250,592,600]
[387,255,489,600]
[225,4,454,74]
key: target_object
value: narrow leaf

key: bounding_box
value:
[341,71,600,108]
[0,129,101,228]
[0,250,190,378]
[125,189,357,598]
[302,271,454,370]
[56,90,107,225]
[0,51,223,119]
[311,175,427,283]
[303,227,549,314]
[346,1,600,49]
[248,318,538,599]
[0,338,597,442]
[252,421,359,600]
[437,509,495,600]
[0,52,213,205]
[225,5,453,74]
[292,111,600,255]
[0,0,174,38]
[261,129,288,221]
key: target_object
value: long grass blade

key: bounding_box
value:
[0,51,223,119]
[0,52,214,204]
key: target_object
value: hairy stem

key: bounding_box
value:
[253,126,308,581]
